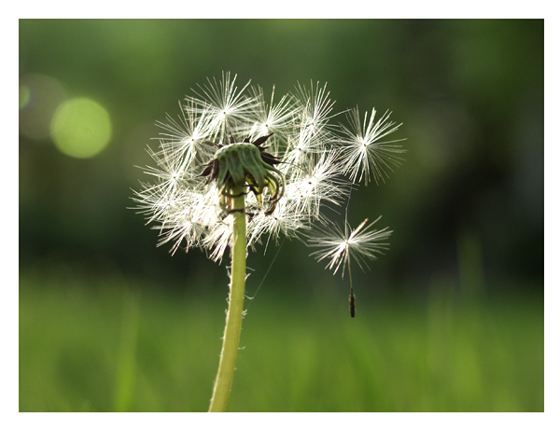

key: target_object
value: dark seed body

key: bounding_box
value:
[349,289,355,318]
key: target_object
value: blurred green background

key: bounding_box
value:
[19,19,543,411]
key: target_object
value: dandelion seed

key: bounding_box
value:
[247,85,300,140]
[246,203,309,249]
[340,107,406,185]
[284,151,349,220]
[308,216,392,317]
[308,217,392,276]
[189,71,260,141]
[293,80,338,141]
[349,287,356,318]
[155,99,215,172]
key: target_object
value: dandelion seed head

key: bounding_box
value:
[132,73,403,263]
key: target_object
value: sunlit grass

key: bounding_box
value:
[19,271,543,412]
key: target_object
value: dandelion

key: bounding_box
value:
[131,72,404,411]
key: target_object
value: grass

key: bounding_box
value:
[19,270,543,412]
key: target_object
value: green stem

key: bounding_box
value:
[208,186,247,412]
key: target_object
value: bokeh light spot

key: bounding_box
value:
[19,85,31,109]
[19,73,67,140]
[50,98,112,159]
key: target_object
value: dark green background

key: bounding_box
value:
[19,19,543,411]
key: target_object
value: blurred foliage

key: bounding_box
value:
[19,19,543,412]
[20,271,543,411]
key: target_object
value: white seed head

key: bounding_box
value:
[133,73,403,264]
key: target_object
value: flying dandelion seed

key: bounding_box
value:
[308,217,393,316]
[308,217,392,275]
